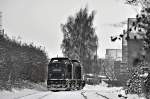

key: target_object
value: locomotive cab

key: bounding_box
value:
[71,60,85,89]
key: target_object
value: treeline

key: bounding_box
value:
[61,7,98,74]
[0,32,49,90]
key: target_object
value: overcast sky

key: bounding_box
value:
[0,0,140,58]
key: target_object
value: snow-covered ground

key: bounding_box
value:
[0,82,143,99]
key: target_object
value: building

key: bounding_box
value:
[122,30,128,63]
[102,18,150,82]
[105,49,122,61]
[116,18,150,83]
[112,18,143,82]
[0,12,2,31]
[125,18,147,67]
[0,12,4,34]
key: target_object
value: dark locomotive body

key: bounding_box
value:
[47,57,85,91]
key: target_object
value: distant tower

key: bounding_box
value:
[0,12,3,34]
[0,12,2,30]
[122,30,128,63]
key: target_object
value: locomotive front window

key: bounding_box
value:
[48,62,66,79]
[48,58,73,80]
[52,68,62,72]
[50,73,64,79]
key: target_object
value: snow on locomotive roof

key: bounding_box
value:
[51,57,69,59]
[50,57,70,61]
[71,59,80,63]
[50,57,71,64]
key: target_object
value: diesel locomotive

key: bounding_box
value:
[47,57,85,91]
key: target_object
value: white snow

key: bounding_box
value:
[0,89,39,99]
[0,81,144,99]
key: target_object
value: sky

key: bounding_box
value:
[0,0,140,58]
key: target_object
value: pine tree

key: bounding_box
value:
[61,7,98,73]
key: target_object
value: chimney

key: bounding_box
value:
[0,12,2,30]
[0,12,3,34]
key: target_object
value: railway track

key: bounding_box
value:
[14,89,118,99]
[81,91,87,99]
[14,91,52,99]
[14,92,39,99]
[81,91,111,99]
[38,93,51,99]
[96,92,110,99]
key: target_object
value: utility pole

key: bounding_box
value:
[0,12,2,34]
[95,39,98,74]
[0,12,2,30]
[0,12,4,35]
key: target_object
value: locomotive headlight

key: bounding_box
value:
[62,74,64,77]
[49,74,51,77]
[50,80,53,83]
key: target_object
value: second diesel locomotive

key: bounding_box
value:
[47,57,85,91]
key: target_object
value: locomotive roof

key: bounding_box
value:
[50,57,70,61]
[50,57,81,64]
[71,59,80,63]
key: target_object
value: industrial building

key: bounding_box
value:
[105,49,122,61]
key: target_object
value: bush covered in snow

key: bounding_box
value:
[0,32,49,90]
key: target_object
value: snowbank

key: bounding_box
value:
[83,81,122,92]
[0,89,39,99]
[83,81,144,99]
